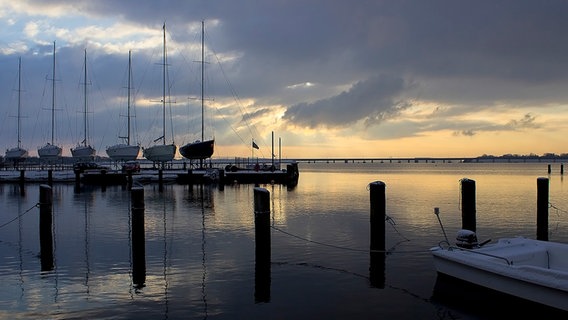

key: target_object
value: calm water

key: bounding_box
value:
[1,162,567,319]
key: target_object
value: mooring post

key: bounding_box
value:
[254,187,271,303]
[218,169,225,191]
[536,177,549,241]
[131,186,146,288]
[19,170,25,196]
[460,178,476,232]
[47,169,53,186]
[126,171,133,190]
[548,164,551,174]
[561,163,564,175]
[369,181,386,252]
[369,181,386,288]
[158,169,163,192]
[39,184,54,271]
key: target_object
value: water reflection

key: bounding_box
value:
[0,163,567,319]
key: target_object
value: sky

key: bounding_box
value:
[1,0,568,160]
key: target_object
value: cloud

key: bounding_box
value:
[282,75,411,129]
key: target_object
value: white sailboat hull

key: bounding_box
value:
[143,144,176,162]
[71,145,96,161]
[5,147,28,160]
[38,143,62,160]
[106,144,140,161]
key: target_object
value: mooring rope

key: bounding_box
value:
[270,222,426,255]
[0,203,40,229]
[549,202,568,215]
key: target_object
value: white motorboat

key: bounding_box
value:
[71,49,96,161]
[143,23,177,163]
[5,57,29,162]
[106,50,140,161]
[38,41,62,162]
[431,230,568,312]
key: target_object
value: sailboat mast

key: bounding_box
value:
[201,20,205,142]
[17,57,22,149]
[51,41,56,145]
[83,49,88,146]
[162,24,166,145]
[127,50,132,146]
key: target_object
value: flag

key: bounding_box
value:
[252,141,259,149]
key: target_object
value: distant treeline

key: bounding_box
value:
[476,153,568,160]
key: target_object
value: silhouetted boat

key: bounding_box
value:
[180,21,215,164]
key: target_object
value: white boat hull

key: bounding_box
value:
[106,144,140,161]
[143,144,176,162]
[71,145,96,161]
[5,147,28,161]
[38,143,62,160]
[431,237,568,311]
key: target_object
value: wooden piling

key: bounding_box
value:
[131,187,146,288]
[460,178,476,232]
[369,181,386,288]
[369,181,386,252]
[218,169,225,191]
[47,170,53,186]
[74,170,81,192]
[548,164,551,174]
[536,177,549,241]
[101,169,107,192]
[254,187,271,302]
[39,184,54,271]
[19,170,25,184]
[561,164,564,175]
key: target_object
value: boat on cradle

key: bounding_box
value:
[38,41,63,162]
[179,20,215,163]
[142,23,176,163]
[106,50,140,161]
[5,57,29,163]
[431,229,568,312]
[71,49,96,161]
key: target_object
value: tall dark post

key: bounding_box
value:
[561,164,564,175]
[369,181,386,288]
[39,184,54,271]
[19,170,25,196]
[536,177,549,241]
[254,187,271,303]
[158,169,163,192]
[218,169,225,191]
[100,169,107,192]
[548,164,551,174]
[47,169,53,186]
[131,186,146,288]
[460,178,476,232]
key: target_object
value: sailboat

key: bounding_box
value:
[71,49,97,161]
[106,50,140,161]
[142,24,177,163]
[5,57,29,162]
[179,21,215,165]
[38,41,63,161]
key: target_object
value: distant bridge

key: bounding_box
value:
[294,157,470,164]
[292,157,568,164]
